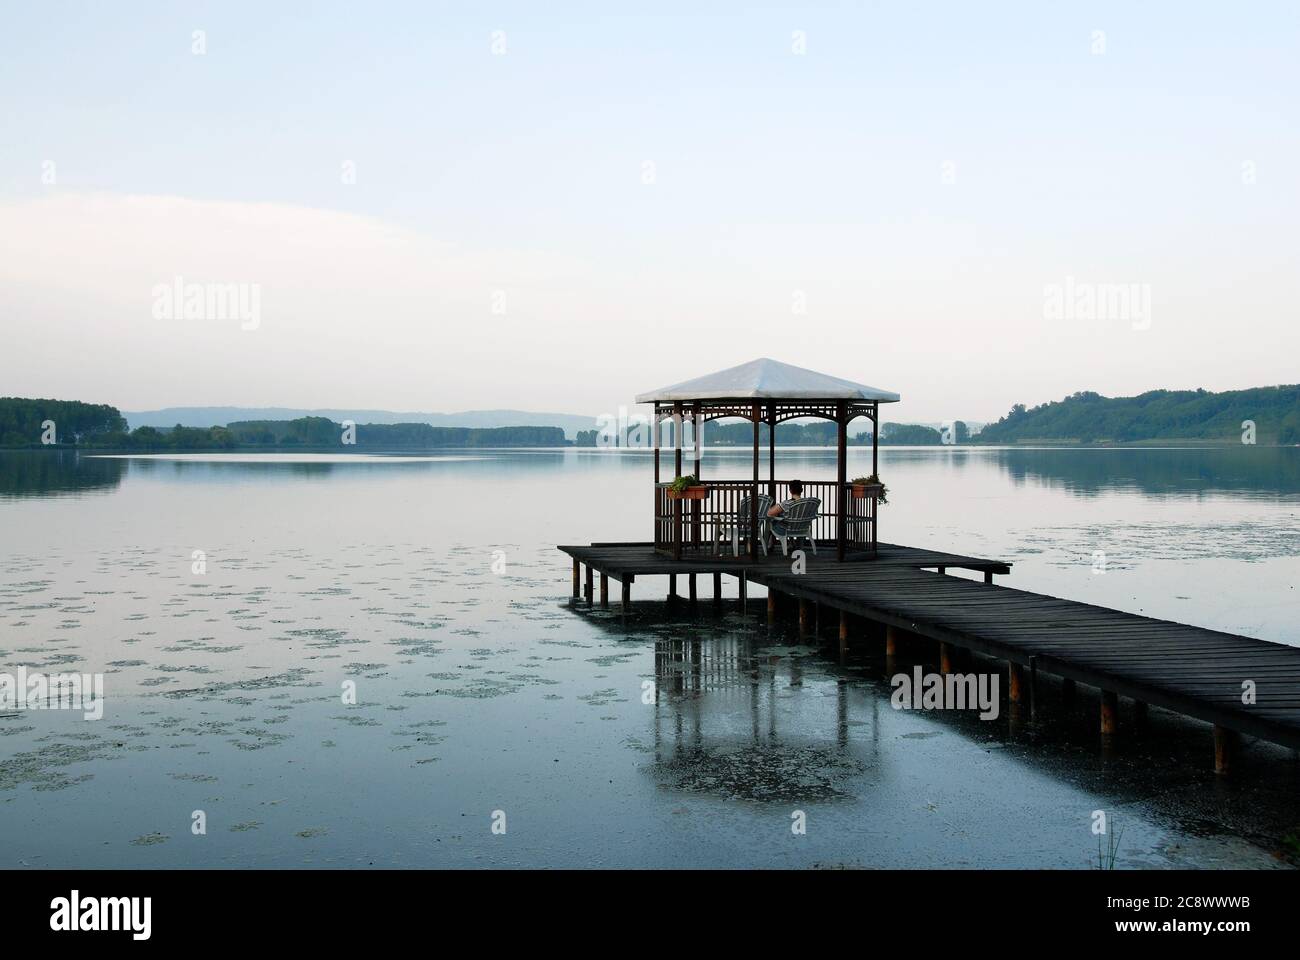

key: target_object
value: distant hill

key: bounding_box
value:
[974,386,1300,445]
[125,406,597,439]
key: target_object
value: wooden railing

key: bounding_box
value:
[842,482,879,552]
[654,479,877,560]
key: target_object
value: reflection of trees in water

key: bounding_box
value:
[126,457,342,480]
[648,634,879,802]
[0,451,127,498]
[108,453,554,483]
[0,449,567,497]
[725,446,1300,498]
[988,447,1300,498]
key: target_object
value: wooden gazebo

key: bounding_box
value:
[635,358,900,562]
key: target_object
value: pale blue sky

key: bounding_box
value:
[2,1,1297,421]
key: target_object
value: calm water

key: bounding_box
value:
[2,446,1299,869]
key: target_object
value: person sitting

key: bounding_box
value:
[766,479,820,554]
[767,479,805,534]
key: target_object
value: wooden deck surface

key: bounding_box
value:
[564,541,1011,576]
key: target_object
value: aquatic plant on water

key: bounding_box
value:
[1096,823,1125,869]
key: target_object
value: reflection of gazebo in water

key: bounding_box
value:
[649,633,880,802]
[635,358,900,562]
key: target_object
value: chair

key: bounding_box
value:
[715,494,771,556]
[768,497,821,556]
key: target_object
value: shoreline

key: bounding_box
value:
[4,441,1299,454]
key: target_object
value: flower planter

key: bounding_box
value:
[666,485,708,501]
[851,483,884,499]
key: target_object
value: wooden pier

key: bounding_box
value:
[558,540,1300,772]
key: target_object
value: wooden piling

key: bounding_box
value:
[767,590,777,624]
[585,564,593,605]
[1008,661,1025,703]
[572,559,580,599]
[838,610,849,658]
[621,578,631,608]
[738,575,747,613]
[798,598,809,634]
[1100,690,1119,736]
[712,572,722,605]
[688,573,697,604]
[667,574,676,604]
[1214,725,1237,775]
[885,625,899,656]
[939,642,954,675]
[983,571,993,584]
[599,573,608,608]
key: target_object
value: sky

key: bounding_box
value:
[1,1,1297,423]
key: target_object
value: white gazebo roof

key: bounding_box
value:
[635,358,900,404]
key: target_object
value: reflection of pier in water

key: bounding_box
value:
[572,605,1300,856]
[632,625,1300,843]
[648,634,882,802]
[563,537,1300,774]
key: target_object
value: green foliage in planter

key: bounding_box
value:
[850,474,888,505]
[669,474,701,494]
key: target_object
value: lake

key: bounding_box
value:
[2,446,1299,869]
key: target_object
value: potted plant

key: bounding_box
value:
[850,475,888,504]
[666,474,708,500]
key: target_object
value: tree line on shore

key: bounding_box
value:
[975,386,1300,445]
[0,398,127,447]
[8,383,1297,450]
[0,400,566,449]
[574,383,1300,447]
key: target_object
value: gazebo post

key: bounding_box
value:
[872,401,879,478]
[672,402,683,561]
[767,402,776,500]
[652,406,661,545]
[692,402,702,479]
[750,404,760,559]
[692,403,702,552]
[672,402,683,477]
[871,401,880,557]
[653,405,661,479]
[836,400,847,562]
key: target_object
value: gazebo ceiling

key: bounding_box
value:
[634,357,901,404]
